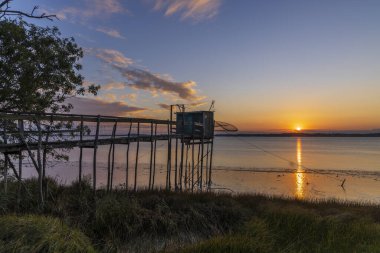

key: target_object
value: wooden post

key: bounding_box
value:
[18,120,24,195]
[179,139,185,191]
[107,139,112,191]
[36,118,44,204]
[200,138,204,191]
[110,121,117,190]
[3,154,7,194]
[79,116,83,183]
[2,121,8,193]
[18,150,22,205]
[126,122,132,190]
[191,138,195,192]
[18,154,23,178]
[93,116,100,193]
[18,119,40,186]
[166,120,172,190]
[42,124,50,198]
[134,122,140,191]
[148,122,153,190]
[179,105,185,191]
[174,137,178,191]
[205,143,210,188]
[208,139,214,191]
[152,123,157,189]
[107,121,117,191]
[184,144,189,190]
[197,143,201,190]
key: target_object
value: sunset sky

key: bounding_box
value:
[14,0,380,132]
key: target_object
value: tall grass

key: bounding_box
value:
[0,215,95,253]
[178,209,380,253]
[1,178,380,252]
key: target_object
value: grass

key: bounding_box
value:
[1,178,380,252]
[0,215,95,253]
[178,212,380,253]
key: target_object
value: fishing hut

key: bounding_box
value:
[170,107,215,192]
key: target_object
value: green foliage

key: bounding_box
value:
[0,19,100,202]
[0,215,96,253]
[0,19,99,113]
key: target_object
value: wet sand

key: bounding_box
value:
[212,167,380,203]
[22,160,380,204]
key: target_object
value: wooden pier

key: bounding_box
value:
[0,110,215,198]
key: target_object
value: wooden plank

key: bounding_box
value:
[0,111,172,124]
[0,135,173,153]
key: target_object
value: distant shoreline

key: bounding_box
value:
[215,133,380,137]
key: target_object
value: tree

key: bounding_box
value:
[0,0,56,20]
[0,19,99,204]
[0,19,99,112]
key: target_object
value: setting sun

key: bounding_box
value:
[295,126,302,131]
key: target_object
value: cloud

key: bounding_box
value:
[158,101,208,110]
[102,82,126,91]
[158,103,171,110]
[95,91,138,104]
[87,48,133,67]
[96,27,126,39]
[152,0,221,21]
[114,66,201,100]
[89,48,204,101]
[55,0,126,20]
[120,93,138,102]
[68,97,146,116]
[100,93,118,102]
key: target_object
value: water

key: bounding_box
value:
[211,137,380,202]
[23,137,380,203]
[213,137,380,171]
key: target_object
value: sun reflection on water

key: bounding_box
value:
[295,138,305,199]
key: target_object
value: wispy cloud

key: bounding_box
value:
[55,0,126,21]
[158,101,208,110]
[158,103,171,110]
[87,48,133,66]
[88,48,205,101]
[120,93,138,102]
[152,0,221,21]
[102,82,126,91]
[96,27,126,39]
[68,97,146,116]
[114,67,202,100]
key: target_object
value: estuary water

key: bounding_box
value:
[24,136,380,203]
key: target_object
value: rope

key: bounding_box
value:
[233,136,346,184]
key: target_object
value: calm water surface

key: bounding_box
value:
[213,137,380,171]
[24,137,380,202]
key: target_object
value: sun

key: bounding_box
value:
[295,126,302,132]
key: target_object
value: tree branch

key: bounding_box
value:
[0,1,57,20]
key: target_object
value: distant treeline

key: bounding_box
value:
[216,133,380,137]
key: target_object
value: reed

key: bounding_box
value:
[1,178,380,252]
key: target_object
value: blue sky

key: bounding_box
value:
[13,0,380,131]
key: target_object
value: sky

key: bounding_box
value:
[12,0,380,132]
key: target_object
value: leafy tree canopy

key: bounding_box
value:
[0,19,99,113]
